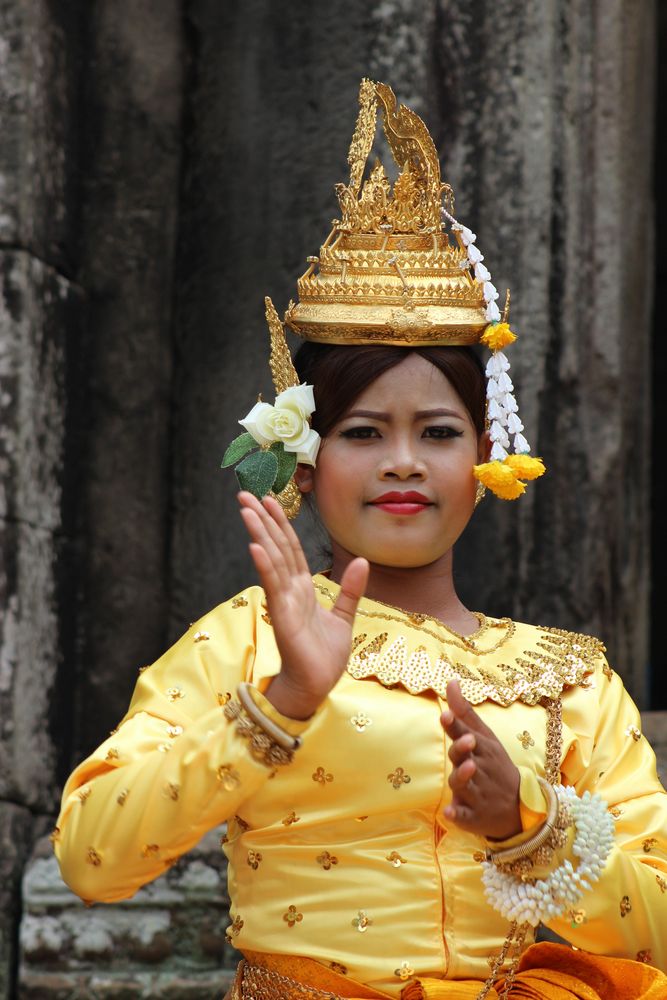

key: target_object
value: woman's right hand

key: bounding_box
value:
[238,491,369,720]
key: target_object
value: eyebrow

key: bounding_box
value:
[344,408,465,421]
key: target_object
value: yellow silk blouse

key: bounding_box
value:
[55,576,667,997]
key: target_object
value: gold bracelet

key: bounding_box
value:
[486,778,571,875]
[223,684,302,769]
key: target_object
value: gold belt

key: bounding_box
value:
[230,960,349,1000]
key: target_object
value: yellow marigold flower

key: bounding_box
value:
[504,454,546,481]
[473,461,526,500]
[481,322,517,351]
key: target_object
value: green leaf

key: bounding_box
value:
[235,450,279,499]
[270,442,298,494]
[221,432,258,468]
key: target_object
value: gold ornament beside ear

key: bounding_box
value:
[474,482,487,508]
[266,296,302,518]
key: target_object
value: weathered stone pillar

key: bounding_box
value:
[0,1,84,991]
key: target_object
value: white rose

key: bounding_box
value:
[239,383,320,466]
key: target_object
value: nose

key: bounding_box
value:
[378,437,426,481]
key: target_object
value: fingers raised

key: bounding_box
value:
[332,558,369,626]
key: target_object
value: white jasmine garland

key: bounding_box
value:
[239,384,321,466]
[481,786,615,927]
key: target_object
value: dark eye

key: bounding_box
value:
[339,426,380,439]
[423,426,464,439]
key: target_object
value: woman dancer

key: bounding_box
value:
[55,81,667,999]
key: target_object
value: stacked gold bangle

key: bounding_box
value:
[224,682,302,769]
[486,778,571,876]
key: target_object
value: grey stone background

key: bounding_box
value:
[0,0,663,996]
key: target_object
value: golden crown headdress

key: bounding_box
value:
[222,80,545,508]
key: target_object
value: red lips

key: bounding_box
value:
[370,491,432,504]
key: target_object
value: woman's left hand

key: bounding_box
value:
[441,679,522,840]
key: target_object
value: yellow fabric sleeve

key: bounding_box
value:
[54,593,311,904]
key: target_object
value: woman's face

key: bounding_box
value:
[297,353,488,570]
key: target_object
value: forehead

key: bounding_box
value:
[347,354,467,412]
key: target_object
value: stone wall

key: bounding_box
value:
[0,0,659,995]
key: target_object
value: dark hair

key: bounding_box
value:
[293,343,487,437]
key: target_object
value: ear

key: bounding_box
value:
[477,430,491,464]
[294,463,315,494]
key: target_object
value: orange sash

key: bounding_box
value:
[237,944,667,999]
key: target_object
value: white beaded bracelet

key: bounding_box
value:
[481,785,614,927]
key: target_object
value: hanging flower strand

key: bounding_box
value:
[442,207,546,500]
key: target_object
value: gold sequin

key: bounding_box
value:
[609,806,623,818]
[473,850,486,863]
[142,844,160,858]
[193,630,210,642]
[387,767,411,789]
[625,725,641,742]
[166,686,185,702]
[49,827,60,845]
[356,632,389,660]
[218,691,232,705]
[312,766,333,784]
[620,895,632,917]
[105,747,119,761]
[262,613,273,626]
[395,962,415,981]
[317,851,338,870]
[282,811,300,826]
[352,910,372,932]
[232,596,248,608]
[637,950,653,964]
[350,712,373,732]
[77,786,92,804]
[656,875,667,894]
[643,837,658,853]
[217,764,241,790]
[283,905,303,927]
[86,848,102,866]
[517,731,535,749]
[163,782,179,801]
[117,788,130,806]
[386,851,407,867]
[167,725,183,738]
[569,908,587,927]
[226,915,244,939]
[247,850,262,870]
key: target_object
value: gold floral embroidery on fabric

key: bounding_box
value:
[86,848,102,866]
[350,712,373,732]
[218,691,232,706]
[387,767,411,789]
[312,766,334,784]
[625,725,641,742]
[262,613,273,626]
[167,725,183,738]
[282,811,300,825]
[77,786,92,804]
[656,875,667,894]
[395,962,415,980]
[317,851,339,870]
[193,630,210,642]
[569,908,587,928]
[609,806,623,818]
[643,838,658,853]
[356,632,388,660]
[637,950,653,964]
[620,895,632,917]
[330,962,348,975]
[386,851,407,867]
[347,626,604,706]
[157,742,172,753]
[142,844,160,858]
[352,910,372,932]
[163,782,179,801]
[49,827,60,845]
[105,747,119,761]
[232,596,248,608]
[351,633,368,652]
[166,686,185,702]
[283,905,303,927]
[117,788,130,806]
[603,661,613,681]
[247,850,262,869]
[227,915,244,939]
[217,764,241,790]
[517,731,534,749]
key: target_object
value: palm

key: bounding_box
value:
[238,492,368,715]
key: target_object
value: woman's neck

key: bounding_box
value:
[328,545,479,637]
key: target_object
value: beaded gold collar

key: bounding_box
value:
[313,576,606,707]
